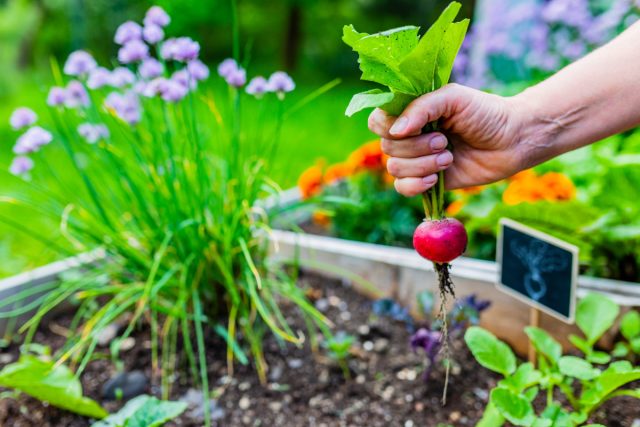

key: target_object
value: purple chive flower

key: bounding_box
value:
[172,70,196,89]
[161,79,189,102]
[267,71,295,94]
[246,76,269,97]
[139,58,164,79]
[217,58,239,78]
[141,77,169,97]
[78,123,110,144]
[118,40,149,64]
[65,80,90,108]
[225,67,246,88]
[161,37,200,62]
[144,6,171,27]
[143,24,164,44]
[63,50,97,76]
[47,87,67,107]
[10,107,37,130]
[110,67,136,88]
[14,126,52,154]
[115,21,142,45]
[9,156,34,176]
[410,328,443,380]
[87,67,112,89]
[105,92,141,125]
[187,59,209,81]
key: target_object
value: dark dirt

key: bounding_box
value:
[0,273,638,427]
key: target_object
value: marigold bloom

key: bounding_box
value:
[312,211,331,227]
[298,164,324,199]
[445,200,465,216]
[503,170,576,205]
[324,162,352,184]
[347,140,385,171]
[539,172,576,200]
[454,185,484,196]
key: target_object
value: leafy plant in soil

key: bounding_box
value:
[324,331,356,380]
[343,1,470,402]
[612,310,640,362]
[0,346,107,419]
[92,395,187,427]
[465,293,640,426]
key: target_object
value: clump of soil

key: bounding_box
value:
[0,273,638,426]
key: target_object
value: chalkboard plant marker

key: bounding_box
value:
[342,1,469,404]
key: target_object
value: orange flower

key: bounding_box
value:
[298,163,324,199]
[324,162,353,184]
[312,211,331,227]
[453,185,484,196]
[503,170,576,205]
[446,200,465,216]
[347,140,385,172]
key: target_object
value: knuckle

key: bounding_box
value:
[380,138,393,155]
[386,158,401,177]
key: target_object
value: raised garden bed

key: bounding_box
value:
[1,272,638,427]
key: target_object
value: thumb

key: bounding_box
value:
[389,83,464,137]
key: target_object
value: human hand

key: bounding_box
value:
[369,83,529,196]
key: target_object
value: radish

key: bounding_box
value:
[413,218,468,264]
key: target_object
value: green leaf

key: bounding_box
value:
[576,293,619,345]
[465,327,516,377]
[0,355,107,419]
[92,395,187,427]
[569,335,591,355]
[476,401,506,427]
[380,91,416,116]
[630,336,640,354]
[558,356,600,380]
[525,327,562,363]
[611,342,629,358]
[398,1,462,93]
[490,387,536,426]
[580,361,640,410]
[502,363,542,392]
[621,310,640,341]
[586,351,611,365]
[434,18,470,88]
[540,404,572,427]
[345,89,396,117]
[342,24,420,94]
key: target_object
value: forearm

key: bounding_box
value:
[512,21,640,167]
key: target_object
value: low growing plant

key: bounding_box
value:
[465,293,640,426]
[92,395,187,427]
[324,331,355,380]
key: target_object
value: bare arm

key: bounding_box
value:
[370,22,640,196]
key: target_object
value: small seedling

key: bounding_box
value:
[324,332,355,379]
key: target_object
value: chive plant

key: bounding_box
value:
[1,4,331,425]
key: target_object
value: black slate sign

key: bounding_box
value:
[496,218,578,322]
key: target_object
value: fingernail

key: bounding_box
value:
[430,135,447,151]
[436,151,453,167]
[390,117,408,135]
[423,174,438,185]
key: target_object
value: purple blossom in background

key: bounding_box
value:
[118,40,149,64]
[78,123,110,144]
[105,92,141,125]
[267,71,295,93]
[63,50,97,76]
[410,328,442,380]
[246,76,268,97]
[65,81,90,108]
[143,24,164,44]
[172,70,196,89]
[542,0,592,29]
[47,87,67,107]
[9,156,34,176]
[87,67,112,89]
[10,107,37,130]
[225,67,246,88]
[141,77,169,97]
[111,67,136,88]
[187,60,210,81]
[144,6,171,27]
[217,58,239,79]
[161,37,200,62]
[14,126,52,154]
[115,21,142,45]
[162,79,189,102]
[139,58,164,79]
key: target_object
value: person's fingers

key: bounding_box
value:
[394,175,438,197]
[386,151,453,179]
[369,108,421,140]
[389,83,465,138]
[381,132,447,158]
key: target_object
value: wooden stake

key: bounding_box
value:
[528,307,540,365]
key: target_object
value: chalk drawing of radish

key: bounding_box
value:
[510,239,568,301]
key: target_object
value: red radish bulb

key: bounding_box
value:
[413,218,468,263]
